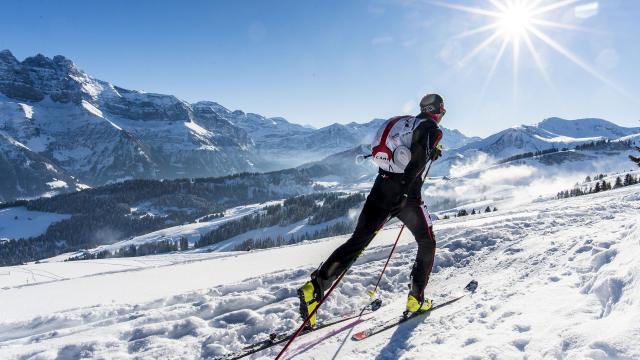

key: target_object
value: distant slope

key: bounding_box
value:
[457,117,640,159]
[0,130,85,202]
[0,169,319,265]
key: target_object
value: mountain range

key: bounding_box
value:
[1,50,639,202]
[0,50,479,202]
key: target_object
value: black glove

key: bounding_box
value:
[430,144,443,161]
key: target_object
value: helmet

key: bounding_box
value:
[419,93,445,117]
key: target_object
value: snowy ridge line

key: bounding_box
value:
[0,185,639,358]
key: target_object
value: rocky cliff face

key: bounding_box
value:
[0,50,259,201]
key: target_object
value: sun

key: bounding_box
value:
[431,0,626,98]
[497,2,533,37]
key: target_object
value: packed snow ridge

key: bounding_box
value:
[0,184,639,359]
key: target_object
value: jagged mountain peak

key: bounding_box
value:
[0,49,19,65]
[192,101,231,115]
[22,53,78,72]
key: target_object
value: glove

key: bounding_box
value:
[390,193,408,216]
[430,144,443,161]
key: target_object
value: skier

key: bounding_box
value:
[298,93,446,328]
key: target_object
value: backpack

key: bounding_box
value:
[370,115,427,173]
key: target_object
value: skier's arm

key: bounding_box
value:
[401,121,443,190]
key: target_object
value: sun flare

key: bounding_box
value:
[431,0,625,98]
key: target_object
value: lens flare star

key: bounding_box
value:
[432,0,628,98]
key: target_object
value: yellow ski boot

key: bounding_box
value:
[406,294,433,314]
[297,280,322,329]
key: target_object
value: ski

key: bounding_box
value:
[287,316,369,358]
[351,280,478,341]
[216,303,380,360]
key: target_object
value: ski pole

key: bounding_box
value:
[274,216,392,360]
[368,224,404,301]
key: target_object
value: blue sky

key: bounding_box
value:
[1,0,639,137]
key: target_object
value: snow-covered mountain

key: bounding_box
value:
[0,50,258,197]
[224,115,480,170]
[457,117,640,159]
[0,130,86,202]
[0,50,480,201]
[4,50,636,202]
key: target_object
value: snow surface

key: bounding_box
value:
[1,185,639,359]
[0,207,70,241]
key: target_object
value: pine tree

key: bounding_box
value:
[485,206,491,213]
[493,207,498,212]
[471,209,476,215]
[179,236,189,251]
[594,182,601,193]
[624,174,633,186]
[614,176,623,188]
[630,146,640,167]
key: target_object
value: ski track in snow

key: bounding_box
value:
[0,186,639,359]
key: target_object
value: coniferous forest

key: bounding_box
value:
[0,169,317,266]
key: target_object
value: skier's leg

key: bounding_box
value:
[298,175,399,327]
[397,200,436,301]
[314,196,390,290]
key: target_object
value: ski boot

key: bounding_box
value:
[405,293,433,315]
[297,278,323,329]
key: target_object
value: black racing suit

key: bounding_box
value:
[313,114,443,301]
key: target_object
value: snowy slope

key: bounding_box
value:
[0,127,87,202]
[79,201,285,256]
[0,207,70,241]
[0,184,639,359]
[538,117,640,139]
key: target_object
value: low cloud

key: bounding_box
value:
[449,152,494,178]
[426,153,590,211]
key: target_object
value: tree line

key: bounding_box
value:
[65,192,365,260]
[442,206,498,219]
[0,169,316,266]
[194,192,365,249]
[497,139,634,165]
[232,221,356,251]
[556,173,639,200]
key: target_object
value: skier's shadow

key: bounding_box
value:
[373,313,429,360]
